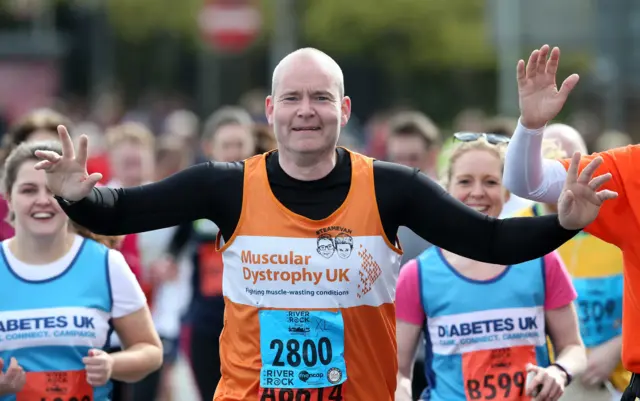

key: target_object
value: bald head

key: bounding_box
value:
[543,123,587,157]
[271,47,345,98]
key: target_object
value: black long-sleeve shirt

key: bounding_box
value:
[58,148,579,265]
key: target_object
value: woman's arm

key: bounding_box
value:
[581,335,622,386]
[107,249,162,382]
[395,261,426,401]
[546,303,587,378]
[111,307,163,382]
[396,321,423,401]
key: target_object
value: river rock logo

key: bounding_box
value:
[326,367,342,385]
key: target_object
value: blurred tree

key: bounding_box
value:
[105,0,200,42]
[302,0,494,71]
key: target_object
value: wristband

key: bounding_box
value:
[550,362,572,386]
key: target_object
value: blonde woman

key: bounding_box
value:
[0,141,162,401]
[396,134,586,401]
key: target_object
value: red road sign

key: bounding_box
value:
[198,0,262,53]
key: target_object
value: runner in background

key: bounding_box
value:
[396,134,585,401]
[103,122,183,401]
[502,44,640,400]
[0,141,162,401]
[253,123,277,154]
[513,125,627,401]
[147,134,195,401]
[0,108,71,241]
[37,48,615,401]
[158,106,257,401]
[384,110,441,400]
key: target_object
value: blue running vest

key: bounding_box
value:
[0,238,114,401]
[417,248,550,401]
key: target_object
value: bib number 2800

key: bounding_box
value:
[259,384,344,401]
[270,337,333,368]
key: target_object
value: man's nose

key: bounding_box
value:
[296,97,316,118]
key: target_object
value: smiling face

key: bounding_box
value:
[8,160,67,238]
[447,149,508,218]
[265,49,351,157]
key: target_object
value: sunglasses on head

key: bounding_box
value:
[453,132,510,145]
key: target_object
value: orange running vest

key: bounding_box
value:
[214,149,402,401]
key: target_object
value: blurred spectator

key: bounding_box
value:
[79,121,112,184]
[105,122,156,188]
[387,110,441,179]
[200,105,255,163]
[484,115,518,137]
[594,129,633,152]
[252,123,277,154]
[1,108,70,162]
[364,110,394,160]
[163,109,200,159]
[453,108,486,133]
[155,134,192,180]
[239,88,268,123]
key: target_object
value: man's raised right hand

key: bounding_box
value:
[34,125,103,201]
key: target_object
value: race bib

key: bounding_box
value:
[198,242,224,297]
[17,370,93,401]
[573,276,622,347]
[258,384,345,401]
[462,346,535,400]
[259,310,347,399]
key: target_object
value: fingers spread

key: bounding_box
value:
[58,125,75,160]
[33,160,54,171]
[517,59,526,85]
[34,150,61,164]
[545,47,561,77]
[588,173,611,190]
[577,156,603,184]
[76,134,89,166]
[558,73,580,101]
[597,189,618,202]
[526,50,539,79]
[565,152,581,184]
[536,44,549,75]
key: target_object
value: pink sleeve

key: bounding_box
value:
[543,251,577,310]
[396,260,426,325]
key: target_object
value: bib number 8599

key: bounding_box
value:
[270,337,333,368]
[466,372,525,400]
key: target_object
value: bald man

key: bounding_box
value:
[40,47,612,401]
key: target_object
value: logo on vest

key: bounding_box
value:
[315,226,354,260]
